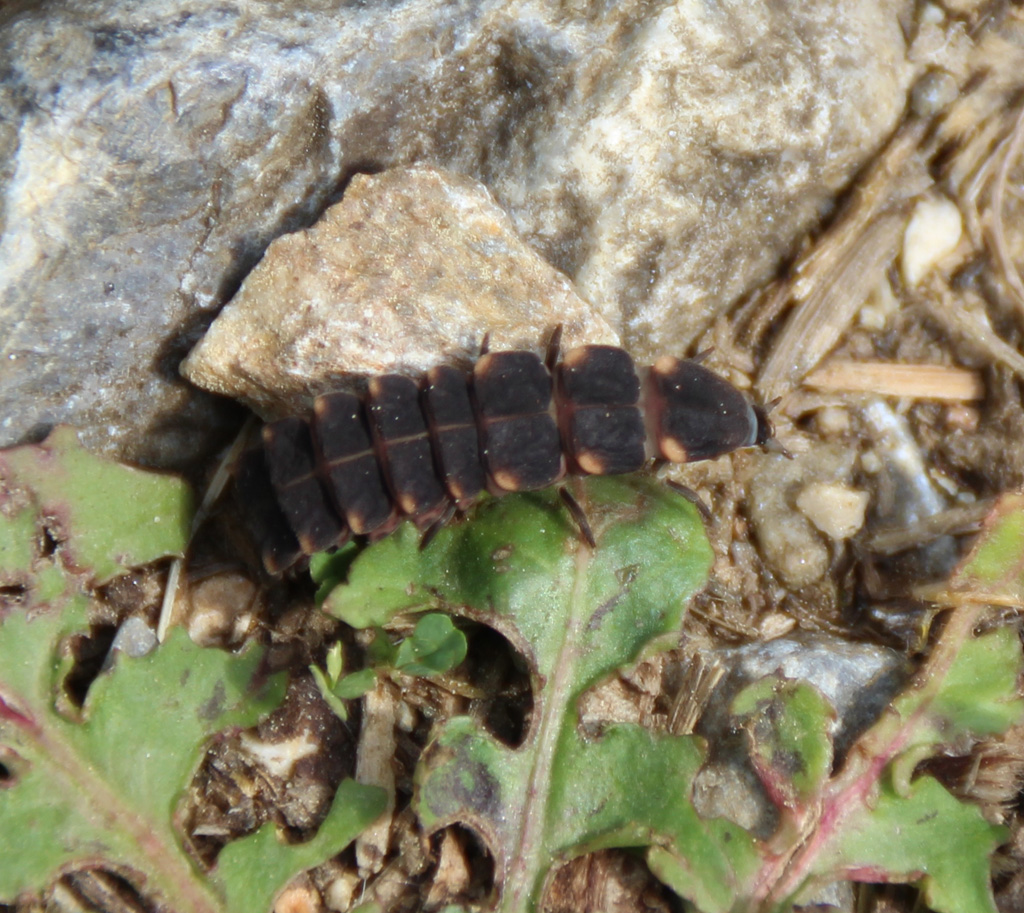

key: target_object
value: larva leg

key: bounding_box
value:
[664,479,713,523]
[558,485,596,548]
[545,323,563,372]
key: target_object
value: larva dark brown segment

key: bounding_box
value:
[556,345,646,475]
[233,445,303,575]
[313,391,394,535]
[423,364,486,506]
[242,344,772,574]
[366,374,448,522]
[262,417,348,555]
[473,351,564,493]
[647,356,765,463]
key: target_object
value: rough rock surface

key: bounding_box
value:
[0,0,915,466]
[181,166,617,419]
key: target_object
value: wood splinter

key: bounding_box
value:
[804,361,984,401]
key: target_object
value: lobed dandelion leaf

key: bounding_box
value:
[322,476,719,913]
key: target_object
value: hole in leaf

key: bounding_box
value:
[93,569,166,628]
[426,825,495,908]
[182,675,359,868]
[856,883,920,913]
[461,622,532,748]
[55,866,156,913]
[38,523,59,559]
[543,849,683,913]
[0,748,17,788]
[62,625,118,708]
[0,584,27,609]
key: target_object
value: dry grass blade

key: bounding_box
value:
[865,499,995,556]
[156,417,258,642]
[921,281,1024,381]
[804,361,984,401]
[667,651,724,736]
[986,101,1024,315]
[756,121,931,402]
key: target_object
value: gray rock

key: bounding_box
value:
[692,632,909,837]
[181,165,618,419]
[0,0,914,466]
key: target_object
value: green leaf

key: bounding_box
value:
[1,608,276,907]
[810,774,1004,913]
[741,622,1021,912]
[0,493,37,586]
[0,434,385,911]
[889,624,1024,785]
[919,492,1024,609]
[310,662,351,721]
[395,613,468,676]
[323,523,435,622]
[678,496,1024,913]
[326,641,344,681]
[732,676,835,813]
[0,612,386,912]
[324,476,716,913]
[335,668,377,699]
[0,426,193,585]
[215,779,389,910]
[310,542,361,604]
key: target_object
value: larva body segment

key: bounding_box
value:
[236,344,772,574]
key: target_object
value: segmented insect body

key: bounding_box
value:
[236,344,772,573]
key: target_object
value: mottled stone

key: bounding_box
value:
[746,441,860,589]
[0,0,916,465]
[182,166,616,418]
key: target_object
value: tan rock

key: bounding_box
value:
[182,165,617,418]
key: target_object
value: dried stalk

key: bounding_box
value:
[804,360,984,401]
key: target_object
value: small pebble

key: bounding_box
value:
[858,277,899,330]
[860,450,882,474]
[796,482,870,540]
[945,402,979,433]
[815,405,851,437]
[108,615,158,659]
[901,193,963,286]
[186,572,258,647]
[324,872,361,912]
[910,68,959,117]
[758,612,797,640]
[273,885,318,913]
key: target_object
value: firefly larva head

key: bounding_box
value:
[648,357,771,463]
[752,402,775,448]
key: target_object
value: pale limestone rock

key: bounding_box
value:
[496,1,916,358]
[182,165,618,418]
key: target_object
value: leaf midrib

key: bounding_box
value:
[502,541,592,913]
[15,680,223,913]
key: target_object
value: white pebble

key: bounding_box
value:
[796,482,870,540]
[901,194,963,286]
[815,406,850,436]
